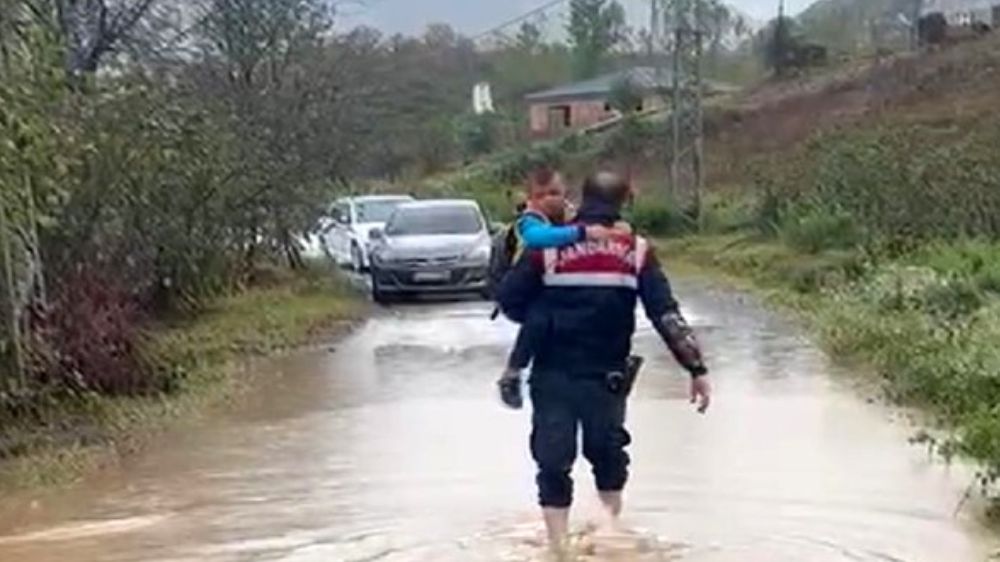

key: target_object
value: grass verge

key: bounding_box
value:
[661,234,1000,509]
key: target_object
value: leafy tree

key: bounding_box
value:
[567,0,626,79]
[0,0,583,395]
[516,21,543,54]
[1,0,67,384]
[200,0,333,87]
[456,112,503,160]
[762,12,799,76]
[657,0,752,67]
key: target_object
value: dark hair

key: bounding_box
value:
[582,171,631,208]
[526,166,556,193]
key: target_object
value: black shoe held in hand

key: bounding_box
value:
[498,376,524,410]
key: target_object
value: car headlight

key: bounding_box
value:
[463,244,491,265]
[371,248,390,265]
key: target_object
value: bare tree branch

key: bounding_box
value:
[53,0,166,75]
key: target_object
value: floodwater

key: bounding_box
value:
[0,278,996,561]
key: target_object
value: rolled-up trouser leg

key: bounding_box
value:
[579,380,631,493]
[530,380,578,508]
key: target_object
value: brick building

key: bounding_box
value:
[525,67,735,138]
[922,0,1000,25]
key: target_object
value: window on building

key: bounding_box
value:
[548,105,572,130]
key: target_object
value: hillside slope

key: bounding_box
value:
[667,31,1000,502]
[799,0,899,23]
[433,32,1000,218]
[706,32,1000,185]
[796,0,912,52]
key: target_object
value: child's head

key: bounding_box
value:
[526,166,567,221]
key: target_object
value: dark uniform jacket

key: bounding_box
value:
[496,201,706,378]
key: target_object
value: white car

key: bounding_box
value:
[321,195,414,271]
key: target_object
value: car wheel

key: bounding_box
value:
[371,274,391,305]
[319,236,335,264]
[351,243,366,273]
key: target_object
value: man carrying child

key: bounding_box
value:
[495,169,711,552]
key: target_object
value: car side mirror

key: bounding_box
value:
[370,228,384,241]
[489,222,505,235]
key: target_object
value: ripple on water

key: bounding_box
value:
[263,520,690,562]
[0,514,173,545]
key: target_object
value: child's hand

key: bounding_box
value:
[585,225,616,241]
[613,221,633,235]
[586,224,633,241]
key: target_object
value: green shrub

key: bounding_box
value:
[915,241,1000,296]
[777,250,866,293]
[779,205,861,254]
[920,277,985,319]
[701,194,758,234]
[627,199,694,236]
[757,121,1000,249]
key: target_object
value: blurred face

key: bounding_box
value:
[529,173,567,221]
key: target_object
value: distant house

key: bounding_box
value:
[524,67,736,138]
[922,0,1000,25]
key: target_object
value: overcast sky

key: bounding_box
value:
[337,0,819,37]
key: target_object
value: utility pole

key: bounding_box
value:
[670,0,705,221]
[649,0,664,58]
[911,0,925,50]
[774,0,786,77]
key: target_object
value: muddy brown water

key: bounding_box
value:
[0,279,996,561]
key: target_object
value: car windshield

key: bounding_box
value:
[355,199,409,223]
[386,205,482,236]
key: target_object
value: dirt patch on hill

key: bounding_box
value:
[705,34,1000,185]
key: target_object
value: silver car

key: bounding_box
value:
[369,200,493,303]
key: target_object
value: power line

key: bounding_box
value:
[470,0,568,42]
[669,0,706,220]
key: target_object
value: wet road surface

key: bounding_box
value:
[0,278,996,561]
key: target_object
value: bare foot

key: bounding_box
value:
[546,538,572,562]
[542,507,570,552]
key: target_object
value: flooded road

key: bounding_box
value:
[0,278,995,561]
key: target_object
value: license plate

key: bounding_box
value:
[413,271,449,282]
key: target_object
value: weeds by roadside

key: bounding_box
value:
[662,233,1000,512]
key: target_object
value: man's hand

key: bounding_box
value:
[497,369,524,410]
[690,376,711,414]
